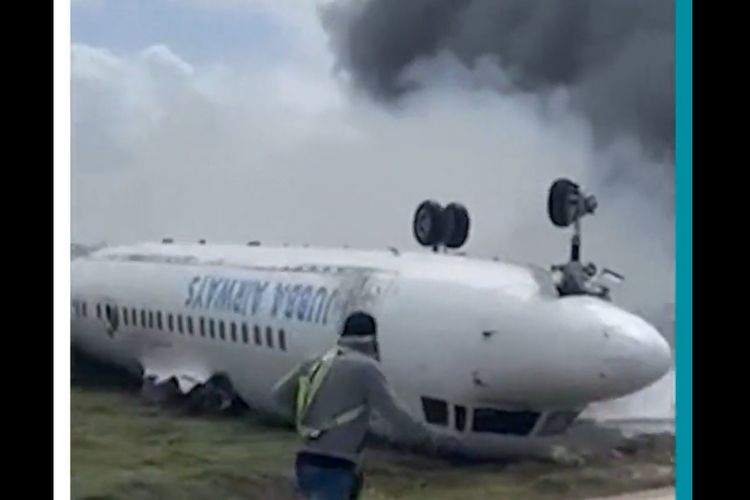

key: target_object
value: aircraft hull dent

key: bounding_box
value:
[71,242,672,459]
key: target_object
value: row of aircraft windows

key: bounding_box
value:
[72,300,286,351]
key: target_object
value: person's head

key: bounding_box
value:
[338,311,379,359]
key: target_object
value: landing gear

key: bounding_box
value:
[412,201,471,251]
[546,178,621,299]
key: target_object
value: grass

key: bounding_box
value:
[72,384,673,500]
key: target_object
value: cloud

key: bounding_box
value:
[71,0,105,7]
[141,44,194,77]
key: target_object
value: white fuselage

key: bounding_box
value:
[71,241,671,458]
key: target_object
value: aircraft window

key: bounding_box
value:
[82,302,87,317]
[96,304,102,319]
[219,321,226,340]
[242,324,249,343]
[141,310,147,327]
[454,405,467,432]
[148,311,154,329]
[209,319,216,339]
[177,315,184,334]
[265,326,274,348]
[254,325,261,345]
[200,317,206,337]
[157,312,163,330]
[168,314,174,332]
[472,409,540,436]
[187,316,194,335]
[122,308,129,327]
[105,305,111,321]
[278,329,287,351]
[421,397,448,426]
[230,322,237,342]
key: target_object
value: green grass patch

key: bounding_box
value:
[72,387,673,500]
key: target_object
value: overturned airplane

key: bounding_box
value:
[71,179,671,459]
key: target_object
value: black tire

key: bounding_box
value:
[443,203,470,248]
[548,178,580,228]
[413,200,444,247]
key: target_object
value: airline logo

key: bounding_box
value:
[184,274,342,326]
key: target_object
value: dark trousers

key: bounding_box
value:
[295,452,362,500]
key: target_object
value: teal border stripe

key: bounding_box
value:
[676,0,692,498]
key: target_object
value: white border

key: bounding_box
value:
[54,0,71,499]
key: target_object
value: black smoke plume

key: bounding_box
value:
[321,0,674,158]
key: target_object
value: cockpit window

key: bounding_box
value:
[454,405,467,431]
[421,397,448,426]
[472,408,539,436]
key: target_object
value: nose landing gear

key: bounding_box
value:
[547,179,623,299]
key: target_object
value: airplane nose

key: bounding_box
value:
[601,314,672,396]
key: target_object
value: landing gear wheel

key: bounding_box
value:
[443,203,470,249]
[547,178,580,228]
[413,200,444,247]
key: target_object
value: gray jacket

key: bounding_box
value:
[270,337,432,464]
